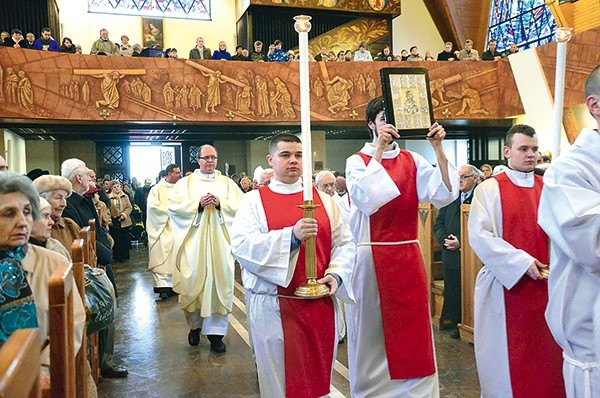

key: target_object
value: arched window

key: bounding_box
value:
[88,0,211,21]
[487,0,556,54]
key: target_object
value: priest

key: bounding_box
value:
[230,133,355,398]
[168,145,243,353]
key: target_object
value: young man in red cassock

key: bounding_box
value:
[469,124,565,397]
[345,96,458,397]
[230,133,355,398]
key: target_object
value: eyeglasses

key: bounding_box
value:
[198,156,217,161]
[459,174,474,181]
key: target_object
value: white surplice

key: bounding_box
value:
[468,168,542,398]
[147,179,176,288]
[230,178,355,398]
[539,128,600,398]
[345,142,458,398]
[168,170,243,335]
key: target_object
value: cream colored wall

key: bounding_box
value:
[25,141,60,174]
[392,0,444,57]
[3,129,27,174]
[58,140,97,171]
[59,0,237,55]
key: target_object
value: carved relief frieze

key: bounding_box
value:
[250,0,400,14]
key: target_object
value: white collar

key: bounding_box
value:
[504,168,535,187]
[360,141,400,159]
[267,178,303,194]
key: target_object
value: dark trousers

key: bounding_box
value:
[110,226,131,261]
[441,267,462,327]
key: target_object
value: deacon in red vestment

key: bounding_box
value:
[231,133,355,398]
[468,124,565,398]
[345,96,458,397]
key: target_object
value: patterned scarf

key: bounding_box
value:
[0,245,38,343]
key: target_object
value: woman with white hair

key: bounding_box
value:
[33,174,80,255]
[29,197,71,260]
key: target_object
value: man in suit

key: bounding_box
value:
[434,164,479,338]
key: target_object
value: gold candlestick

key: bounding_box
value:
[294,200,330,298]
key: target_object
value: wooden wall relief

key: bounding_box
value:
[250,0,401,15]
[305,17,390,56]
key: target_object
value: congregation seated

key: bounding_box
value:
[60,37,76,53]
[3,28,28,49]
[212,41,232,60]
[90,28,119,56]
[32,27,59,52]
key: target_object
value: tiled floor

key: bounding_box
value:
[98,246,480,397]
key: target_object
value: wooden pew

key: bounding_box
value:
[78,224,100,384]
[70,240,88,398]
[48,264,76,398]
[459,204,483,343]
[0,329,41,398]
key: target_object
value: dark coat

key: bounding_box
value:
[3,38,29,48]
[433,190,474,270]
[63,192,113,266]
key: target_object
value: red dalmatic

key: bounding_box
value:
[259,187,335,398]
[495,172,565,398]
[358,151,436,379]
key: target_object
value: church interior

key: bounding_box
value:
[1,0,599,396]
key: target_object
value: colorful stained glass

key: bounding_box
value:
[88,0,211,20]
[487,0,556,53]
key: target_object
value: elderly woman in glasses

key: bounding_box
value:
[0,171,85,377]
[108,180,132,262]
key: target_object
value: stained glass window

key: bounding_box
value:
[487,0,557,53]
[88,0,211,21]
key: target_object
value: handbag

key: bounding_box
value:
[83,265,117,334]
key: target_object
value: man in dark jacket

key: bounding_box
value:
[3,29,28,49]
[433,164,479,338]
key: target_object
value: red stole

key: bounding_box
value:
[358,151,436,379]
[258,186,335,398]
[494,172,565,397]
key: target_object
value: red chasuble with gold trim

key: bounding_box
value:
[258,186,335,398]
[357,151,436,379]
[494,172,565,397]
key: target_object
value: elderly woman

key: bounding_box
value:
[29,197,71,260]
[32,174,80,254]
[0,171,86,372]
[108,180,132,262]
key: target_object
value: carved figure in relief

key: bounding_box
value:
[201,70,226,113]
[0,66,4,102]
[73,82,80,101]
[269,92,278,117]
[366,76,377,98]
[323,75,353,114]
[93,70,125,109]
[272,77,295,118]
[356,74,366,94]
[313,77,324,99]
[254,75,270,117]
[17,71,33,111]
[4,68,18,104]
[236,85,254,116]
[317,0,338,6]
[188,83,203,111]
[448,82,490,116]
[179,85,189,109]
[430,78,448,106]
[82,81,90,105]
[162,82,176,110]
[141,83,151,103]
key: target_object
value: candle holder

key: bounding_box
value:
[294,200,329,298]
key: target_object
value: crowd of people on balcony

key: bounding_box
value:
[1,26,521,64]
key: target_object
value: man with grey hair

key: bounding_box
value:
[250,40,268,62]
[0,155,7,171]
[538,65,600,397]
[433,164,479,338]
[315,170,337,198]
[61,158,128,378]
[168,144,243,353]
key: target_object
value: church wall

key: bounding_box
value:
[26,141,60,174]
[325,139,365,174]
[58,140,97,171]
[213,139,248,176]
[58,0,237,56]
[3,129,27,174]
[392,0,444,57]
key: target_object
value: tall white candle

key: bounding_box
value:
[294,15,313,201]
[552,27,572,159]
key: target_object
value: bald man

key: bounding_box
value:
[538,65,600,398]
[0,155,7,171]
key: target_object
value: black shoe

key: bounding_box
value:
[188,328,201,346]
[450,328,460,339]
[159,292,169,300]
[439,319,455,331]
[338,337,345,344]
[101,365,129,378]
[207,335,226,353]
